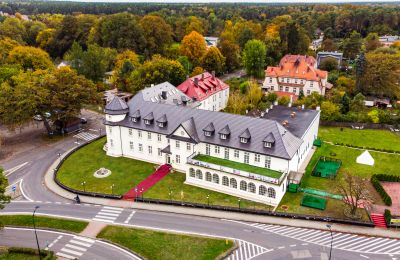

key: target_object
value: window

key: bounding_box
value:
[310,82,314,88]
[129,141,134,151]
[306,90,311,95]
[212,174,219,184]
[269,77,272,83]
[158,148,162,156]
[240,181,247,191]
[206,172,212,182]
[285,87,289,92]
[244,152,249,164]
[157,122,165,128]
[220,134,227,140]
[255,154,260,163]
[129,129,133,136]
[189,168,195,178]
[187,143,191,151]
[240,137,248,144]
[148,146,152,155]
[222,176,229,186]
[138,130,142,138]
[265,156,271,168]
[230,178,237,189]
[286,78,289,83]
[110,139,114,147]
[138,144,143,152]
[206,144,210,155]
[224,148,229,160]
[293,88,297,93]
[234,150,239,158]
[176,155,180,164]
[279,86,283,91]
[215,145,220,154]
[157,134,162,142]
[270,86,274,91]
[268,187,276,198]
[196,169,203,179]
[147,132,152,140]
[248,183,256,193]
[144,119,151,125]
[264,142,272,148]
[259,185,267,195]
[204,131,212,137]
[176,140,180,149]
[108,127,112,134]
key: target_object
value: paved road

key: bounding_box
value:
[0,227,139,260]
[1,111,399,260]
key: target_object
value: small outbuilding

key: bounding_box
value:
[356,150,375,166]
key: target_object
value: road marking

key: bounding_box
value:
[65,243,88,252]
[60,247,83,256]
[69,240,92,247]
[278,246,285,249]
[93,206,124,223]
[124,211,136,224]
[55,252,76,259]
[227,240,270,260]
[73,236,95,244]
[290,244,297,247]
[19,179,33,202]
[5,162,29,176]
[360,254,370,259]
[73,132,98,142]
[92,218,114,223]
[45,235,63,250]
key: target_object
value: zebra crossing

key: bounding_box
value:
[56,236,95,259]
[226,240,270,260]
[247,222,400,255]
[73,131,98,142]
[92,206,124,223]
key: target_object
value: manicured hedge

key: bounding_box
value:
[374,174,400,183]
[334,142,400,154]
[371,175,392,206]
[384,209,392,226]
[7,247,54,259]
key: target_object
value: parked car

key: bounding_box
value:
[33,112,51,121]
[80,118,88,124]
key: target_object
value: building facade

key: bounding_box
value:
[263,55,330,99]
[177,72,229,111]
[104,92,320,206]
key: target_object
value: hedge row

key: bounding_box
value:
[371,175,392,206]
[384,209,392,226]
[374,174,400,183]
[334,142,400,154]
[6,247,54,259]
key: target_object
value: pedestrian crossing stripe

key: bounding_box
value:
[226,240,271,260]
[73,131,98,142]
[92,206,124,223]
[56,236,95,259]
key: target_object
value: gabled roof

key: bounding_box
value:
[176,72,229,102]
[219,125,231,135]
[239,128,251,139]
[264,133,276,143]
[143,112,154,121]
[156,114,167,123]
[131,109,141,118]
[203,122,215,132]
[105,96,129,115]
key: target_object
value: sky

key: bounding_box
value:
[48,0,400,2]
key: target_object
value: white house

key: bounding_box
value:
[104,91,320,207]
[263,55,330,100]
[177,72,229,111]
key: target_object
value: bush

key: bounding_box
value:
[375,174,400,182]
[384,209,392,226]
[371,175,392,206]
[7,247,54,259]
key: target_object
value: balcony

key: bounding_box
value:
[187,153,287,185]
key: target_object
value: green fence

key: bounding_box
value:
[311,156,342,178]
[299,187,343,200]
[301,195,327,210]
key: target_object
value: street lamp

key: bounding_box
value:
[57,153,61,163]
[81,181,86,192]
[238,198,241,209]
[206,195,210,206]
[32,206,42,260]
[111,184,114,195]
[326,224,333,260]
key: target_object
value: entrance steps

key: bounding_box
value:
[371,213,387,228]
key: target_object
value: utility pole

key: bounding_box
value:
[33,206,42,260]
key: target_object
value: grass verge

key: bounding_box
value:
[0,215,88,233]
[97,226,234,260]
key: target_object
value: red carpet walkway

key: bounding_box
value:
[123,164,172,200]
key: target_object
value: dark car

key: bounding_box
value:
[80,118,88,124]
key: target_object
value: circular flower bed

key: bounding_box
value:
[94,167,112,178]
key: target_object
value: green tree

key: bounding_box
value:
[0,18,26,44]
[111,50,140,90]
[180,31,207,66]
[200,47,225,75]
[350,93,365,112]
[0,167,10,228]
[7,46,53,71]
[177,56,192,76]
[218,39,240,72]
[336,76,356,95]
[246,81,262,107]
[355,51,367,93]
[340,93,350,114]
[319,57,338,71]
[365,33,381,52]
[321,101,340,121]
[342,31,362,60]
[140,15,173,58]
[242,40,266,78]
[321,38,337,51]
[226,91,246,115]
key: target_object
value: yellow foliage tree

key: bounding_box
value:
[7,46,53,71]
[180,31,207,66]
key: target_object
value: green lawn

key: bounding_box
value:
[57,138,157,195]
[0,252,55,260]
[0,215,88,233]
[193,154,282,179]
[145,171,272,210]
[319,126,400,151]
[97,226,234,260]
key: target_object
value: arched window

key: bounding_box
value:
[240,181,247,191]
[195,169,203,179]
[268,187,276,198]
[212,174,219,184]
[222,176,229,186]
[248,183,256,193]
[189,168,195,178]
[206,172,212,182]
[259,185,266,195]
[230,178,237,189]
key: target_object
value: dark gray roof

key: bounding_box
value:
[219,125,231,135]
[143,112,154,121]
[203,122,215,132]
[104,96,129,115]
[106,93,304,159]
[263,106,319,138]
[239,128,251,139]
[264,133,276,143]
[156,114,167,123]
[131,109,141,118]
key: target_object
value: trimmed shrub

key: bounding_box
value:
[384,209,392,226]
[375,174,400,183]
[371,175,392,206]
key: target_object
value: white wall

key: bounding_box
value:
[199,88,229,111]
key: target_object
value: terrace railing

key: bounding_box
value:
[187,152,287,185]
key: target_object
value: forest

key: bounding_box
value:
[0,2,399,132]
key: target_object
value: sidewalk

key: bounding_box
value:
[44,148,400,239]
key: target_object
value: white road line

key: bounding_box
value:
[92,218,114,223]
[19,179,33,202]
[385,244,400,254]
[100,209,123,214]
[297,230,323,240]
[61,247,83,256]
[360,254,370,259]
[330,234,356,245]
[339,237,372,249]
[290,229,317,238]
[124,211,136,224]
[56,252,75,259]
[94,215,116,220]
[73,236,95,244]
[65,243,88,252]
[69,240,92,247]
[334,236,364,248]
[97,212,120,217]
[364,239,393,252]
[46,235,63,250]
[352,238,385,251]
[103,206,123,211]
[375,241,400,253]
[5,162,29,176]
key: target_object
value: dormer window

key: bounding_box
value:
[239,128,251,144]
[204,131,212,137]
[158,122,165,128]
[218,125,231,140]
[240,137,248,144]
[143,112,154,126]
[264,142,272,148]
[220,134,227,140]
[156,114,167,128]
[144,119,152,125]
[203,122,215,137]
[263,133,275,149]
[131,109,141,123]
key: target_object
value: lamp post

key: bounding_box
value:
[326,224,333,260]
[111,184,114,195]
[33,206,42,260]
[238,198,241,209]
[81,181,86,192]
[168,187,172,201]
[206,195,210,206]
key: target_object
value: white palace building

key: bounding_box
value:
[104,89,320,207]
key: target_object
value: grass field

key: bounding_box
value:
[0,215,88,233]
[0,252,55,260]
[97,226,234,260]
[319,127,400,151]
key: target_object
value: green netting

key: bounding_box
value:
[288,183,299,193]
[300,187,343,200]
[301,195,327,210]
[312,157,342,178]
[313,139,322,147]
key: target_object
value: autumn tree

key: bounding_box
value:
[140,15,173,57]
[246,81,263,107]
[321,38,337,51]
[180,31,207,67]
[7,46,53,71]
[0,38,20,65]
[364,33,381,52]
[190,66,204,77]
[342,31,362,59]
[242,39,266,78]
[111,50,140,91]
[319,57,338,71]
[320,101,340,121]
[0,18,26,44]
[185,16,207,35]
[226,91,246,115]
[0,167,10,228]
[200,47,225,75]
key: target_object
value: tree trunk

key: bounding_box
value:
[42,117,53,135]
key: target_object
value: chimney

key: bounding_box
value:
[194,77,198,86]
[161,91,167,100]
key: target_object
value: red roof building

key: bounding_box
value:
[177,72,230,111]
[263,55,330,99]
